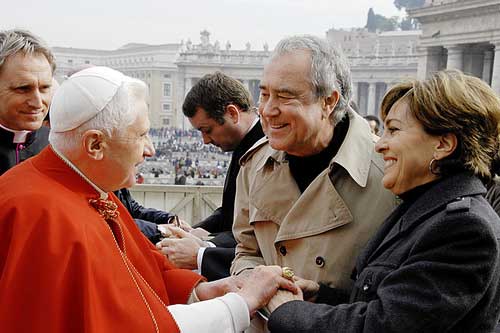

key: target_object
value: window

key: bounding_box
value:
[85,60,90,64]
[162,103,171,113]
[163,74,171,79]
[163,83,172,97]
[68,59,73,64]
[163,118,170,126]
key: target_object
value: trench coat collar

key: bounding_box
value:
[257,110,375,188]
[246,111,375,242]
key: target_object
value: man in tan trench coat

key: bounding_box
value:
[231,35,397,310]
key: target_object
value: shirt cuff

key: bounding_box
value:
[195,247,207,274]
[167,292,250,333]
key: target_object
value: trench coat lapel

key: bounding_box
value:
[250,154,354,243]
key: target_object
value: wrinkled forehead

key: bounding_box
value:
[261,51,314,91]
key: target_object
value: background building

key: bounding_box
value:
[53,43,181,128]
[327,28,419,116]
[53,0,500,129]
[53,29,419,124]
[409,0,500,94]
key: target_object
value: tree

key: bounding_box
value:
[366,8,377,32]
[366,8,398,32]
[400,17,414,30]
[393,0,424,30]
[394,0,425,10]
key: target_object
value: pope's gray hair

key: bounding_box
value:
[49,79,148,152]
[272,35,353,124]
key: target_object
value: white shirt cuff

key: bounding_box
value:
[195,242,216,274]
[168,292,250,333]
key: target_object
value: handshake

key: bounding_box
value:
[155,221,319,316]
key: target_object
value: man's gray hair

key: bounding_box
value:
[49,79,148,152]
[0,29,56,72]
[273,35,353,124]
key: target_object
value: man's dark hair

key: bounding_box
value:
[182,71,252,124]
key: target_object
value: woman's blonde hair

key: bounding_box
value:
[380,70,500,180]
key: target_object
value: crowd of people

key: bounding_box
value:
[139,126,231,185]
[1,28,500,333]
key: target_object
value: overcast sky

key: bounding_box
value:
[2,0,404,51]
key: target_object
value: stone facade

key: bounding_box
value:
[53,29,418,126]
[408,0,500,94]
[327,29,419,116]
[52,1,500,130]
[174,30,270,128]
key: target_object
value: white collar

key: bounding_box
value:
[0,123,31,143]
[51,145,108,199]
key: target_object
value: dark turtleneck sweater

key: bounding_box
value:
[287,116,350,193]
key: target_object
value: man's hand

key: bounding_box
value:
[194,275,242,301]
[267,289,303,313]
[294,276,319,301]
[156,226,208,270]
[236,266,299,315]
[190,227,210,239]
[194,266,299,316]
[178,219,194,232]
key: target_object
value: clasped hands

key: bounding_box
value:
[156,224,319,314]
[192,265,318,317]
[156,224,209,270]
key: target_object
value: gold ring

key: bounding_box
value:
[282,267,295,281]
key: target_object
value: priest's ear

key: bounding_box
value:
[82,130,106,160]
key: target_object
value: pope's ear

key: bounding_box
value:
[435,132,458,160]
[82,130,106,160]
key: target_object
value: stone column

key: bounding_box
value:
[483,49,494,85]
[417,46,442,80]
[367,83,377,116]
[491,42,500,95]
[352,82,358,106]
[242,79,250,91]
[446,45,464,71]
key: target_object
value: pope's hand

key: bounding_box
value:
[236,266,299,316]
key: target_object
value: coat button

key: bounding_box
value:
[315,256,325,267]
[279,245,287,256]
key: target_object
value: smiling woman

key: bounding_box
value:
[267,70,500,333]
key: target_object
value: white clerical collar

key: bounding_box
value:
[0,123,31,143]
[51,145,108,200]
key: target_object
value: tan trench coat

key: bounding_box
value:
[231,111,397,290]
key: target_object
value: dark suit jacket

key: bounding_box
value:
[0,126,49,175]
[115,188,174,244]
[269,173,500,333]
[194,120,264,281]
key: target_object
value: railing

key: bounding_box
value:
[129,184,223,225]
